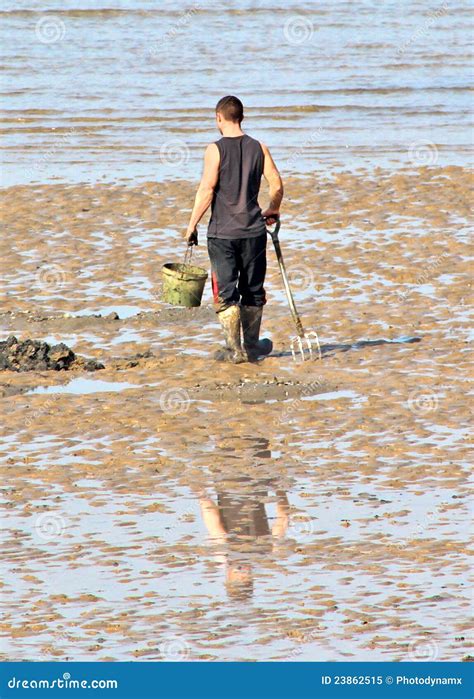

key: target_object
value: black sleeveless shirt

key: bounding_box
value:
[207,134,266,239]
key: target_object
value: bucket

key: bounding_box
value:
[161,263,208,307]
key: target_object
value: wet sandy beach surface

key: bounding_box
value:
[1,166,472,661]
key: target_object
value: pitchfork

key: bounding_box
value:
[264,217,322,361]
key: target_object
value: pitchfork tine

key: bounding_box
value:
[290,332,321,362]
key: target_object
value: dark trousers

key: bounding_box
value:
[207,235,267,312]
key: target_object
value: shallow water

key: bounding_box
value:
[1,0,472,186]
[1,414,471,661]
[28,378,139,395]
[73,305,144,319]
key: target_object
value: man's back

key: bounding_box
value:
[208,133,266,240]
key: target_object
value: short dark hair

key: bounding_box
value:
[215,95,244,124]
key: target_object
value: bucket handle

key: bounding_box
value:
[177,244,193,280]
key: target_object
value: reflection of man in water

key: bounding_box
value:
[199,477,289,600]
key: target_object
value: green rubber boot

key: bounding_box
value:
[240,306,273,361]
[215,305,247,364]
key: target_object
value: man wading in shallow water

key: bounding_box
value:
[185,95,284,363]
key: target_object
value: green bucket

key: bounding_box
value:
[161,262,208,307]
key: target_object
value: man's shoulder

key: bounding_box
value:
[244,133,260,145]
[244,134,266,154]
[205,142,220,154]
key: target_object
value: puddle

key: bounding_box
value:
[110,329,148,346]
[302,389,366,404]
[28,378,139,395]
[73,306,144,319]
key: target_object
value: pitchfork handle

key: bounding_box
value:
[264,217,306,339]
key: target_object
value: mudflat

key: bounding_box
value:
[0,165,471,660]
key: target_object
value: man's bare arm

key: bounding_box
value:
[261,142,284,223]
[271,491,290,539]
[185,143,220,243]
[199,498,227,540]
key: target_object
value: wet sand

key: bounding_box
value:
[0,166,472,661]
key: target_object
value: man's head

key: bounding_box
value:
[225,561,253,601]
[215,95,244,133]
